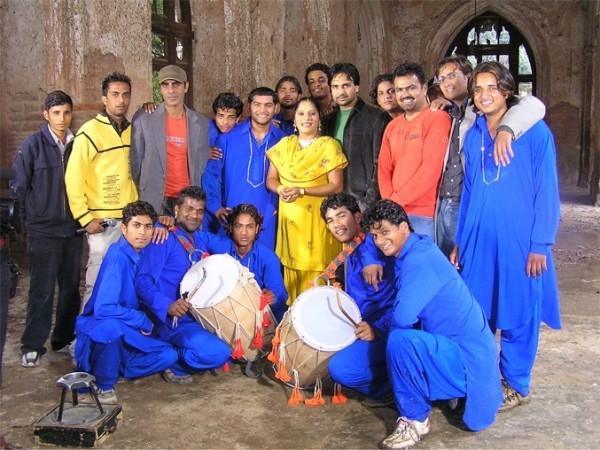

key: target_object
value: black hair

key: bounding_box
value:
[44,90,73,111]
[275,76,302,95]
[122,200,158,225]
[369,73,394,106]
[329,63,361,86]
[320,193,360,221]
[248,87,278,105]
[392,63,426,87]
[176,186,206,206]
[212,92,243,117]
[470,61,516,106]
[304,63,330,85]
[226,203,263,238]
[295,96,321,117]
[102,72,131,96]
[435,54,473,78]
[362,199,414,232]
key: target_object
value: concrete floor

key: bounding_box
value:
[1,185,599,449]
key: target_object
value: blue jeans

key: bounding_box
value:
[408,214,434,239]
[436,197,460,257]
[21,235,83,354]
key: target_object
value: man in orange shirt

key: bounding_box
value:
[378,63,451,238]
[130,65,211,215]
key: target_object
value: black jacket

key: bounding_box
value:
[322,98,391,211]
[10,125,79,237]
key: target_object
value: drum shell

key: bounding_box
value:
[182,254,277,362]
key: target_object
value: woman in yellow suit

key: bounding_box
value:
[267,97,348,303]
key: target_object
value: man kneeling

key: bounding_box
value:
[362,199,501,449]
[75,201,178,403]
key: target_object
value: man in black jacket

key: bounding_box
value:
[10,91,82,367]
[322,63,391,212]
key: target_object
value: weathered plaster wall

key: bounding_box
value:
[389,0,586,187]
[0,0,594,193]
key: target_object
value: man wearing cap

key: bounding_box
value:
[130,65,211,215]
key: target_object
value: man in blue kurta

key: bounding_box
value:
[363,199,502,449]
[452,62,561,412]
[75,201,178,404]
[202,87,286,250]
[135,186,231,384]
[319,193,396,405]
[209,203,288,322]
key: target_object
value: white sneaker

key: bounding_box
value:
[382,416,430,449]
[94,387,117,404]
[21,351,41,367]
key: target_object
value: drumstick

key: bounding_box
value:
[336,292,359,328]
[173,267,207,328]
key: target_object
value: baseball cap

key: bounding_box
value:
[158,65,187,84]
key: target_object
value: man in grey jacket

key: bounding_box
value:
[130,65,211,215]
[432,55,546,256]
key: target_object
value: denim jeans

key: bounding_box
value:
[21,234,83,354]
[408,214,435,240]
[436,197,460,257]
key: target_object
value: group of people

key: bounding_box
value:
[8,53,560,449]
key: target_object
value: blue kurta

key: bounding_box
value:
[135,227,219,328]
[75,237,176,383]
[208,238,288,321]
[328,234,397,398]
[456,117,561,331]
[201,119,286,250]
[388,233,502,431]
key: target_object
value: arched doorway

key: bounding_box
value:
[446,12,536,96]
[151,0,194,106]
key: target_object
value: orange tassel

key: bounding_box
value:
[251,326,263,349]
[275,361,291,383]
[332,282,342,290]
[332,382,348,404]
[231,324,245,359]
[222,362,230,372]
[267,327,281,363]
[287,370,305,406]
[259,291,269,310]
[305,375,325,406]
[262,310,272,328]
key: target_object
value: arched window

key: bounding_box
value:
[447,12,536,96]
[152,0,194,106]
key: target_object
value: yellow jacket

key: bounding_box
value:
[65,114,138,226]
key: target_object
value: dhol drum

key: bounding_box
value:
[179,254,276,363]
[269,285,361,388]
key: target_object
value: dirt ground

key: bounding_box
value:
[0,185,599,449]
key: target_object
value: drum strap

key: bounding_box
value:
[321,232,365,280]
[175,231,208,264]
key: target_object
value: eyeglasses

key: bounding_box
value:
[437,72,459,83]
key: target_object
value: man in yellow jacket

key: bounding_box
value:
[65,72,138,307]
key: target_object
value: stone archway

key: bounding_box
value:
[422,1,551,101]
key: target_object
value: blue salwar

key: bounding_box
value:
[328,235,396,399]
[75,237,178,390]
[135,228,231,375]
[457,117,561,395]
[387,233,501,432]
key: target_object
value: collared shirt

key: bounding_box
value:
[47,125,74,155]
[440,102,467,200]
[102,110,131,136]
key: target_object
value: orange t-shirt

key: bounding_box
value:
[164,113,190,198]
[378,108,451,217]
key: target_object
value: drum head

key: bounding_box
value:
[180,254,241,308]
[290,286,361,352]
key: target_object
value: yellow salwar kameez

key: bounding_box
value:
[267,136,348,304]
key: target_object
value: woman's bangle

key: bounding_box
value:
[277,185,285,195]
[299,187,305,197]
